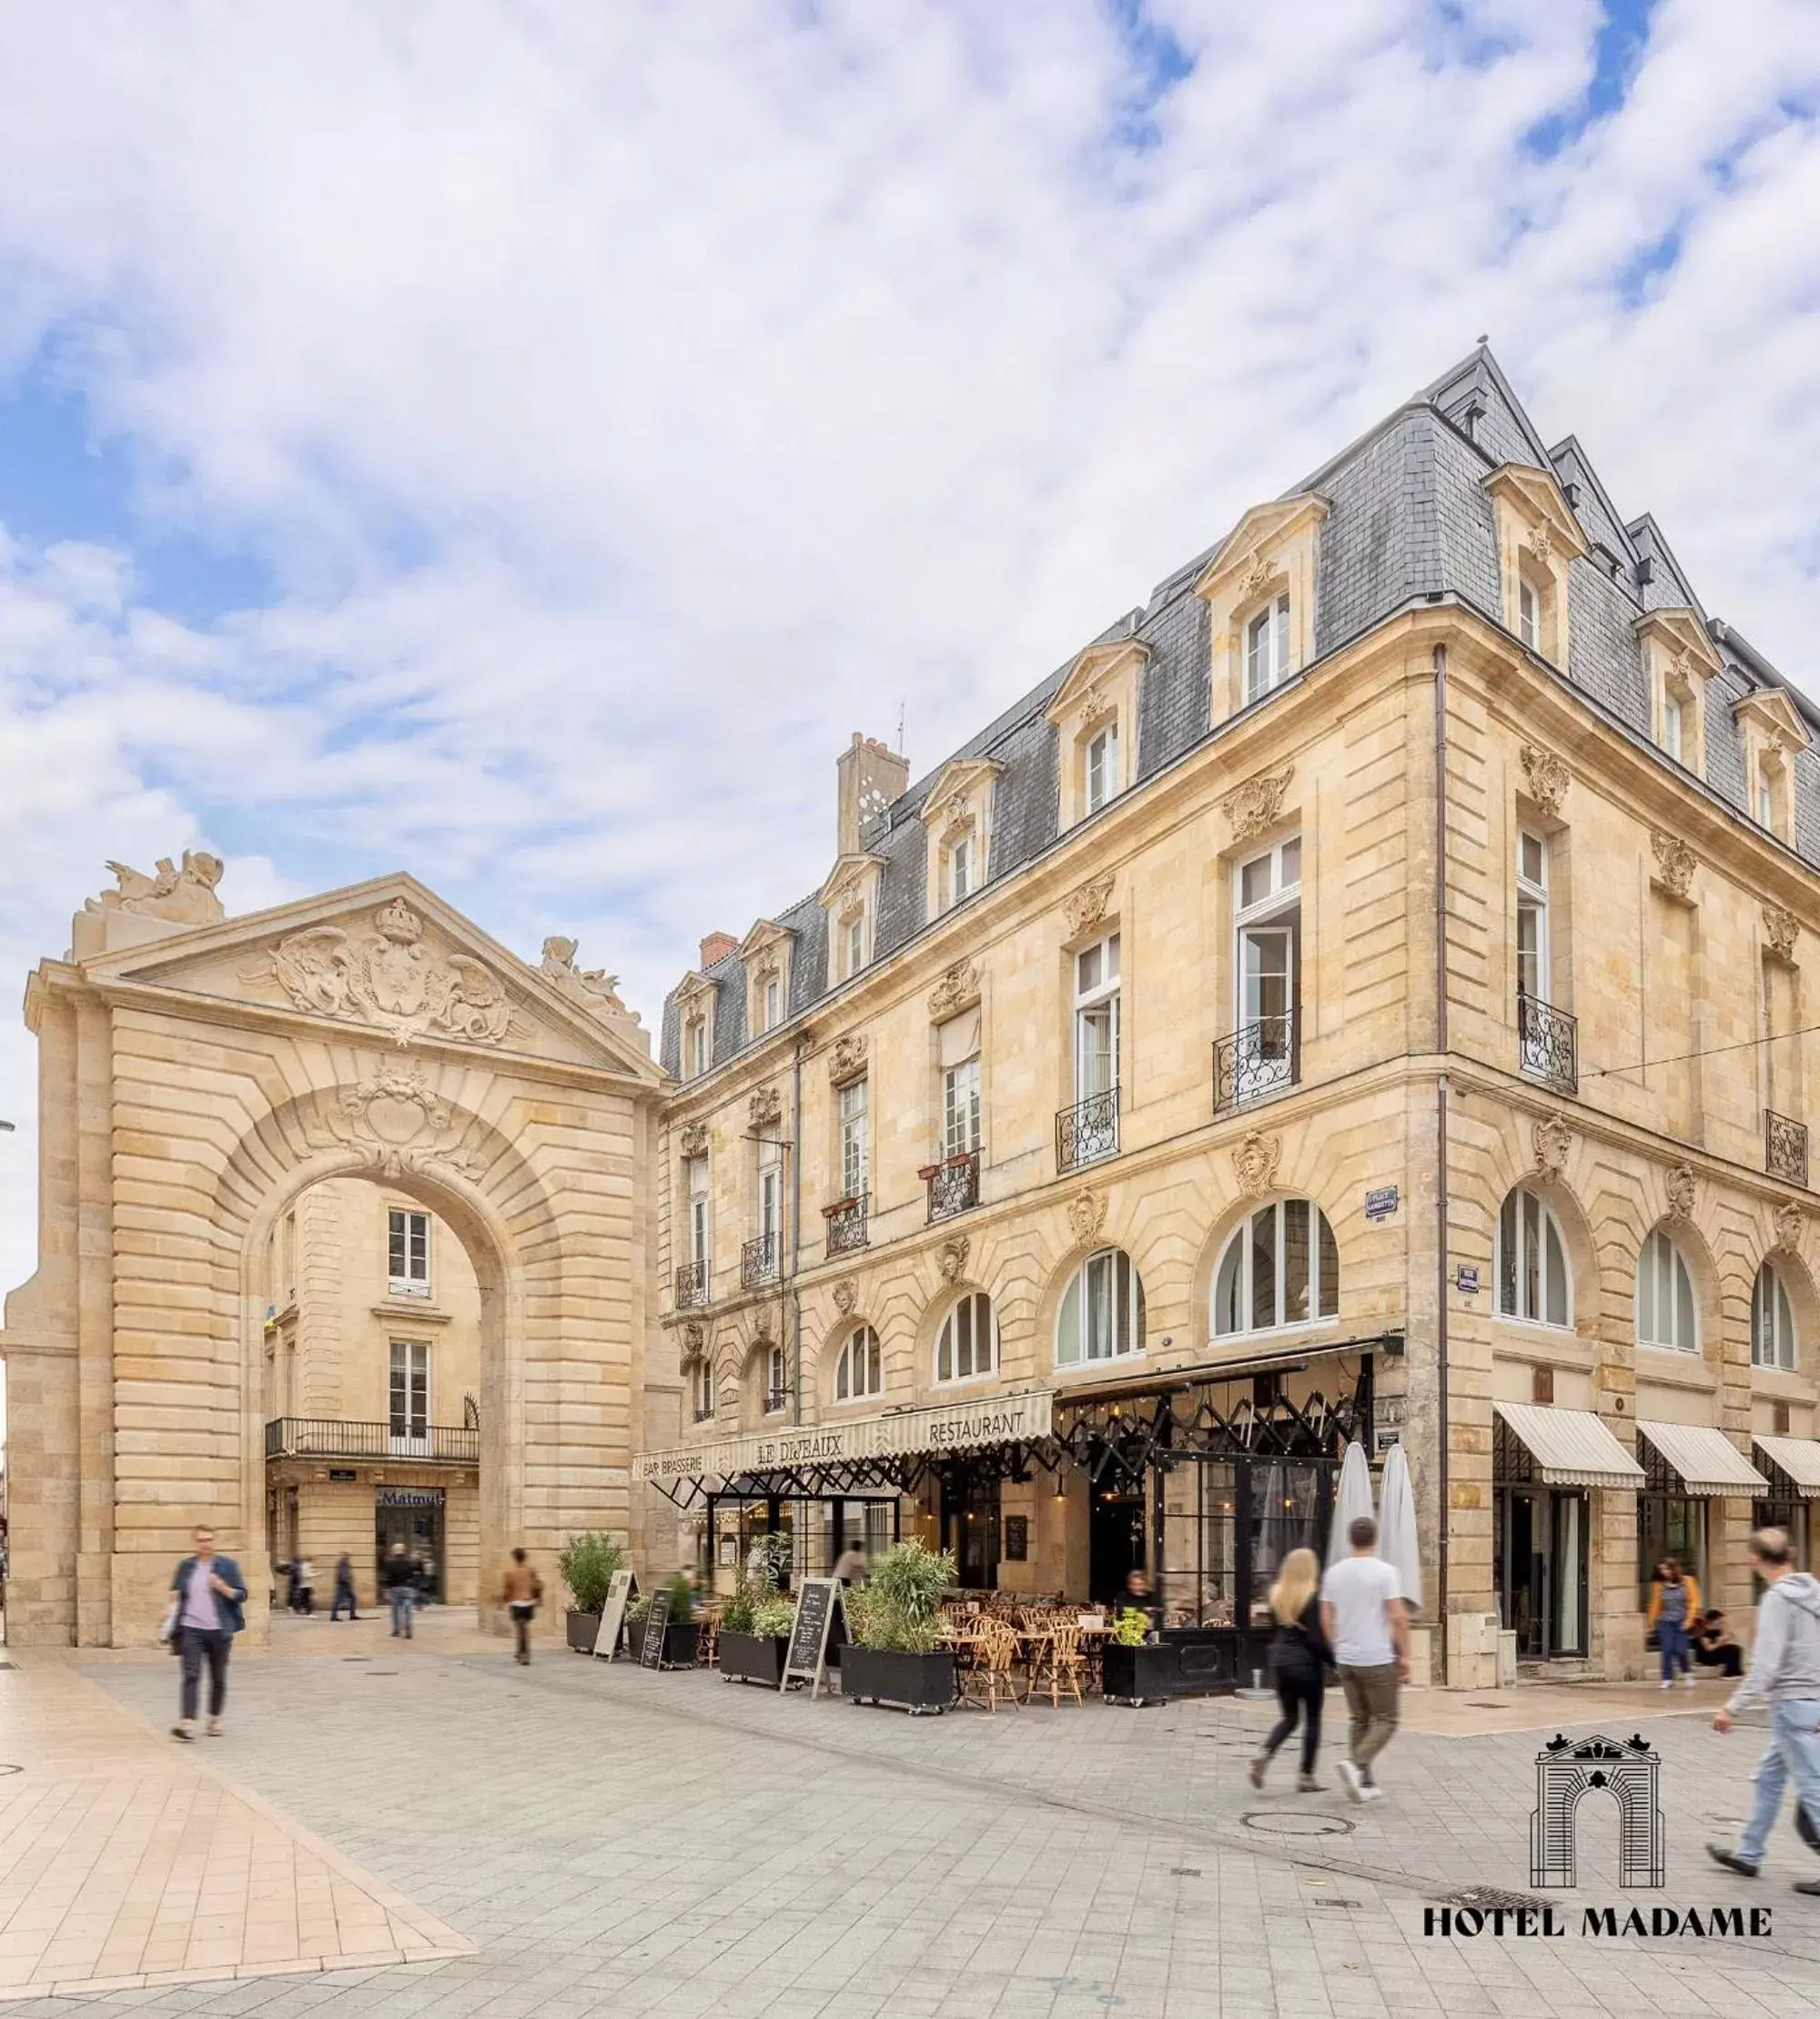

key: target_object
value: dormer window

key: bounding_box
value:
[1481,464,1585,671]
[1517,577,1540,651]
[1636,611,1717,782]
[685,1015,709,1079]
[1662,692,1684,762]
[949,832,973,904]
[1046,637,1147,829]
[845,912,866,978]
[762,974,782,1033]
[820,856,885,990]
[1245,594,1291,702]
[1085,723,1119,813]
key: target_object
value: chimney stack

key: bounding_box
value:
[698,931,737,970]
[836,732,909,857]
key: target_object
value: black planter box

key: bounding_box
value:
[565,1610,602,1653]
[841,1645,956,1714]
[644,1620,698,1669]
[719,1630,790,1687]
[1100,1640,1180,1705]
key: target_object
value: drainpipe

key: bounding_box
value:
[790,1034,807,1427]
[1433,641,1451,1648]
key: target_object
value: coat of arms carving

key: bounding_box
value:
[246,899,515,1048]
[327,1059,478,1180]
[1064,873,1116,940]
[1518,745,1569,816]
[828,1035,868,1085]
[1650,832,1696,901]
[927,960,982,1021]
[1763,904,1800,964]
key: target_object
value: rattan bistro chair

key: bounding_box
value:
[1028,1623,1087,1707]
[960,1617,1026,1713]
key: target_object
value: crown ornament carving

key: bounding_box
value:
[927,960,981,1021]
[1763,904,1800,964]
[1519,744,1570,816]
[1650,831,1697,901]
[1232,1130,1282,1198]
[1221,763,1294,844]
[1064,873,1116,940]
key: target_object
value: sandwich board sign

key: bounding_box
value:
[640,1587,673,1669]
[780,1576,846,1699]
[591,1569,637,1659]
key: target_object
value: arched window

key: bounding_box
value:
[1057,1248,1146,1367]
[833,1325,883,1401]
[1213,1200,1339,1336]
[1753,1262,1796,1371]
[1636,1229,1697,1352]
[1496,1186,1571,1327]
[935,1291,995,1383]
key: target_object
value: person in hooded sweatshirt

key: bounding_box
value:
[1707,1527,1820,1893]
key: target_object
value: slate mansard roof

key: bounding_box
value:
[662,344,1815,1079]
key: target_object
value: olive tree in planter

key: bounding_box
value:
[842,1540,957,1715]
[1098,1606,1177,1706]
[719,1535,794,1687]
[558,1532,628,1652]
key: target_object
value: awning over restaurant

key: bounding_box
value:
[1494,1402,1646,1489]
[1635,1419,1769,1497]
[1753,1434,1820,1499]
[634,1387,1056,1490]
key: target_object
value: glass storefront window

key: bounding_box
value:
[1158,1457,1330,1631]
[1495,1488,1588,1661]
[1637,1495,1708,1610]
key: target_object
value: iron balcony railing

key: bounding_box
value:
[1517,992,1577,1095]
[674,1257,709,1309]
[927,1151,980,1223]
[264,1418,478,1464]
[1767,1109,1809,1188]
[824,1194,869,1257]
[1212,1015,1297,1112]
[1057,1086,1118,1173]
[742,1230,782,1289]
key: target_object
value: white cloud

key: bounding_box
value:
[0,0,1816,1297]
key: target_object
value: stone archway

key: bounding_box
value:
[1,865,662,1647]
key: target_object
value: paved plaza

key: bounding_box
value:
[0,1617,1817,2015]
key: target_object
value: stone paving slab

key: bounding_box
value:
[7,1641,1819,2016]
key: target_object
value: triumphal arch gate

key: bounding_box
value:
[0,856,662,1646]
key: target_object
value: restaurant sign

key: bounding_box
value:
[634,1387,1055,1487]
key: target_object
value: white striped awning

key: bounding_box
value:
[1494,1403,1646,1490]
[1635,1419,1769,1497]
[1753,1435,1820,1499]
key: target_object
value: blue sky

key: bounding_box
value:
[0,0,1818,1303]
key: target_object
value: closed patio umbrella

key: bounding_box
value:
[1378,1441,1422,1614]
[1329,1440,1374,1564]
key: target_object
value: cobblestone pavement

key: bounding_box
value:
[6,1631,1820,2018]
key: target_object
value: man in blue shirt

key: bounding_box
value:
[168,1527,248,1741]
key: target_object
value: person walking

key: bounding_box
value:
[293,1558,316,1616]
[1320,1515,1408,1804]
[1707,1528,1820,1894]
[1250,1546,1333,1793]
[833,1539,867,1586]
[329,1553,359,1621]
[383,1541,418,1638]
[1648,1557,1700,1689]
[500,1548,543,1665]
[168,1526,247,1741]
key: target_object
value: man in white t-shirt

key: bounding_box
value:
[1319,1515,1408,1804]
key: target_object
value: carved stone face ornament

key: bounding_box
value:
[1518,745,1569,817]
[1532,1114,1572,1178]
[1232,1131,1282,1198]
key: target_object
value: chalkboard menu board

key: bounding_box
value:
[640,1589,672,1670]
[1003,1516,1028,1561]
[591,1569,636,1660]
[780,1576,845,1698]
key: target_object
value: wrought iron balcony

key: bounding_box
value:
[742,1230,782,1289]
[824,1194,869,1257]
[693,1399,716,1424]
[1767,1109,1809,1188]
[1213,1015,1297,1112]
[927,1151,980,1223]
[763,1387,789,1416]
[1517,993,1577,1095]
[674,1257,709,1309]
[1057,1086,1118,1173]
[264,1418,478,1465]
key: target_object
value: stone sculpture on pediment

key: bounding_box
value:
[326,1057,479,1181]
[540,935,639,1023]
[245,898,515,1048]
[87,850,226,926]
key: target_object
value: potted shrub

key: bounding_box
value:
[625,1591,653,1659]
[558,1531,628,1652]
[1100,1605,1178,1706]
[652,1572,700,1669]
[719,1536,794,1687]
[842,1540,957,1715]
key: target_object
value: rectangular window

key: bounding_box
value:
[389,1340,429,1442]
[388,1210,430,1297]
[1232,837,1300,1095]
[846,914,865,976]
[1074,934,1120,1103]
[1244,593,1291,703]
[686,1156,709,1266]
[758,1139,784,1247]
[949,835,972,906]
[687,1018,708,1077]
[764,1344,785,1414]
[1516,829,1549,1004]
[1518,576,1540,649]
[839,1079,869,1198]
[1662,693,1683,762]
[1085,724,1118,813]
[943,1055,981,1157]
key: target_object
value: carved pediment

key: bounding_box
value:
[918,757,1003,829]
[817,852,885,914]
[1633,608,1722,681]
[1734,687,1810,752]
[1044,636,1150,729]
[1192,494,1330,602]
[1480,464,1588,560]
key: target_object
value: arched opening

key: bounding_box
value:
[1495,1184,1572,1328]
[1636,1227,1698,1352]
[1211,1197,1339,1338]
[830,1323,882,1403]
[1055,1247,1146,1368]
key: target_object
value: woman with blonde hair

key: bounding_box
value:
[1249,1546,1334,1792]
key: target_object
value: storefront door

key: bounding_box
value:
[1497,1488,1588,1660]
[1089,1484,1146,1602]
[942,1469,1001,1589]
[375,1490,445,1602]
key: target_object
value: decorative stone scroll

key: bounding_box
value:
[748,1085,784,1134]
[1774,1200,1805,1256]
[678,1120,709,1160]
[682,1321,706,1355]
[827,1034,868,1085]
[1239,550,1275,601]
[927,960,981,1021]
[832,1279,858,1317]
[938,1236,969,1283]
[1232,1130,1282,1198]
[1532,1114,1572,1178]
[1663,1162,1697,1223]
[1763,903,1800,964]
[1067,1190,1107,1246]
[1220,763,1294,844]
[87,850,226,926]
[246,899,515,1048]
[1528,523,1553,567]
[1650,831,1697,901]
[1064,873,1116,940]
[1518,745,1569,817]
[327,1058,478,1181]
